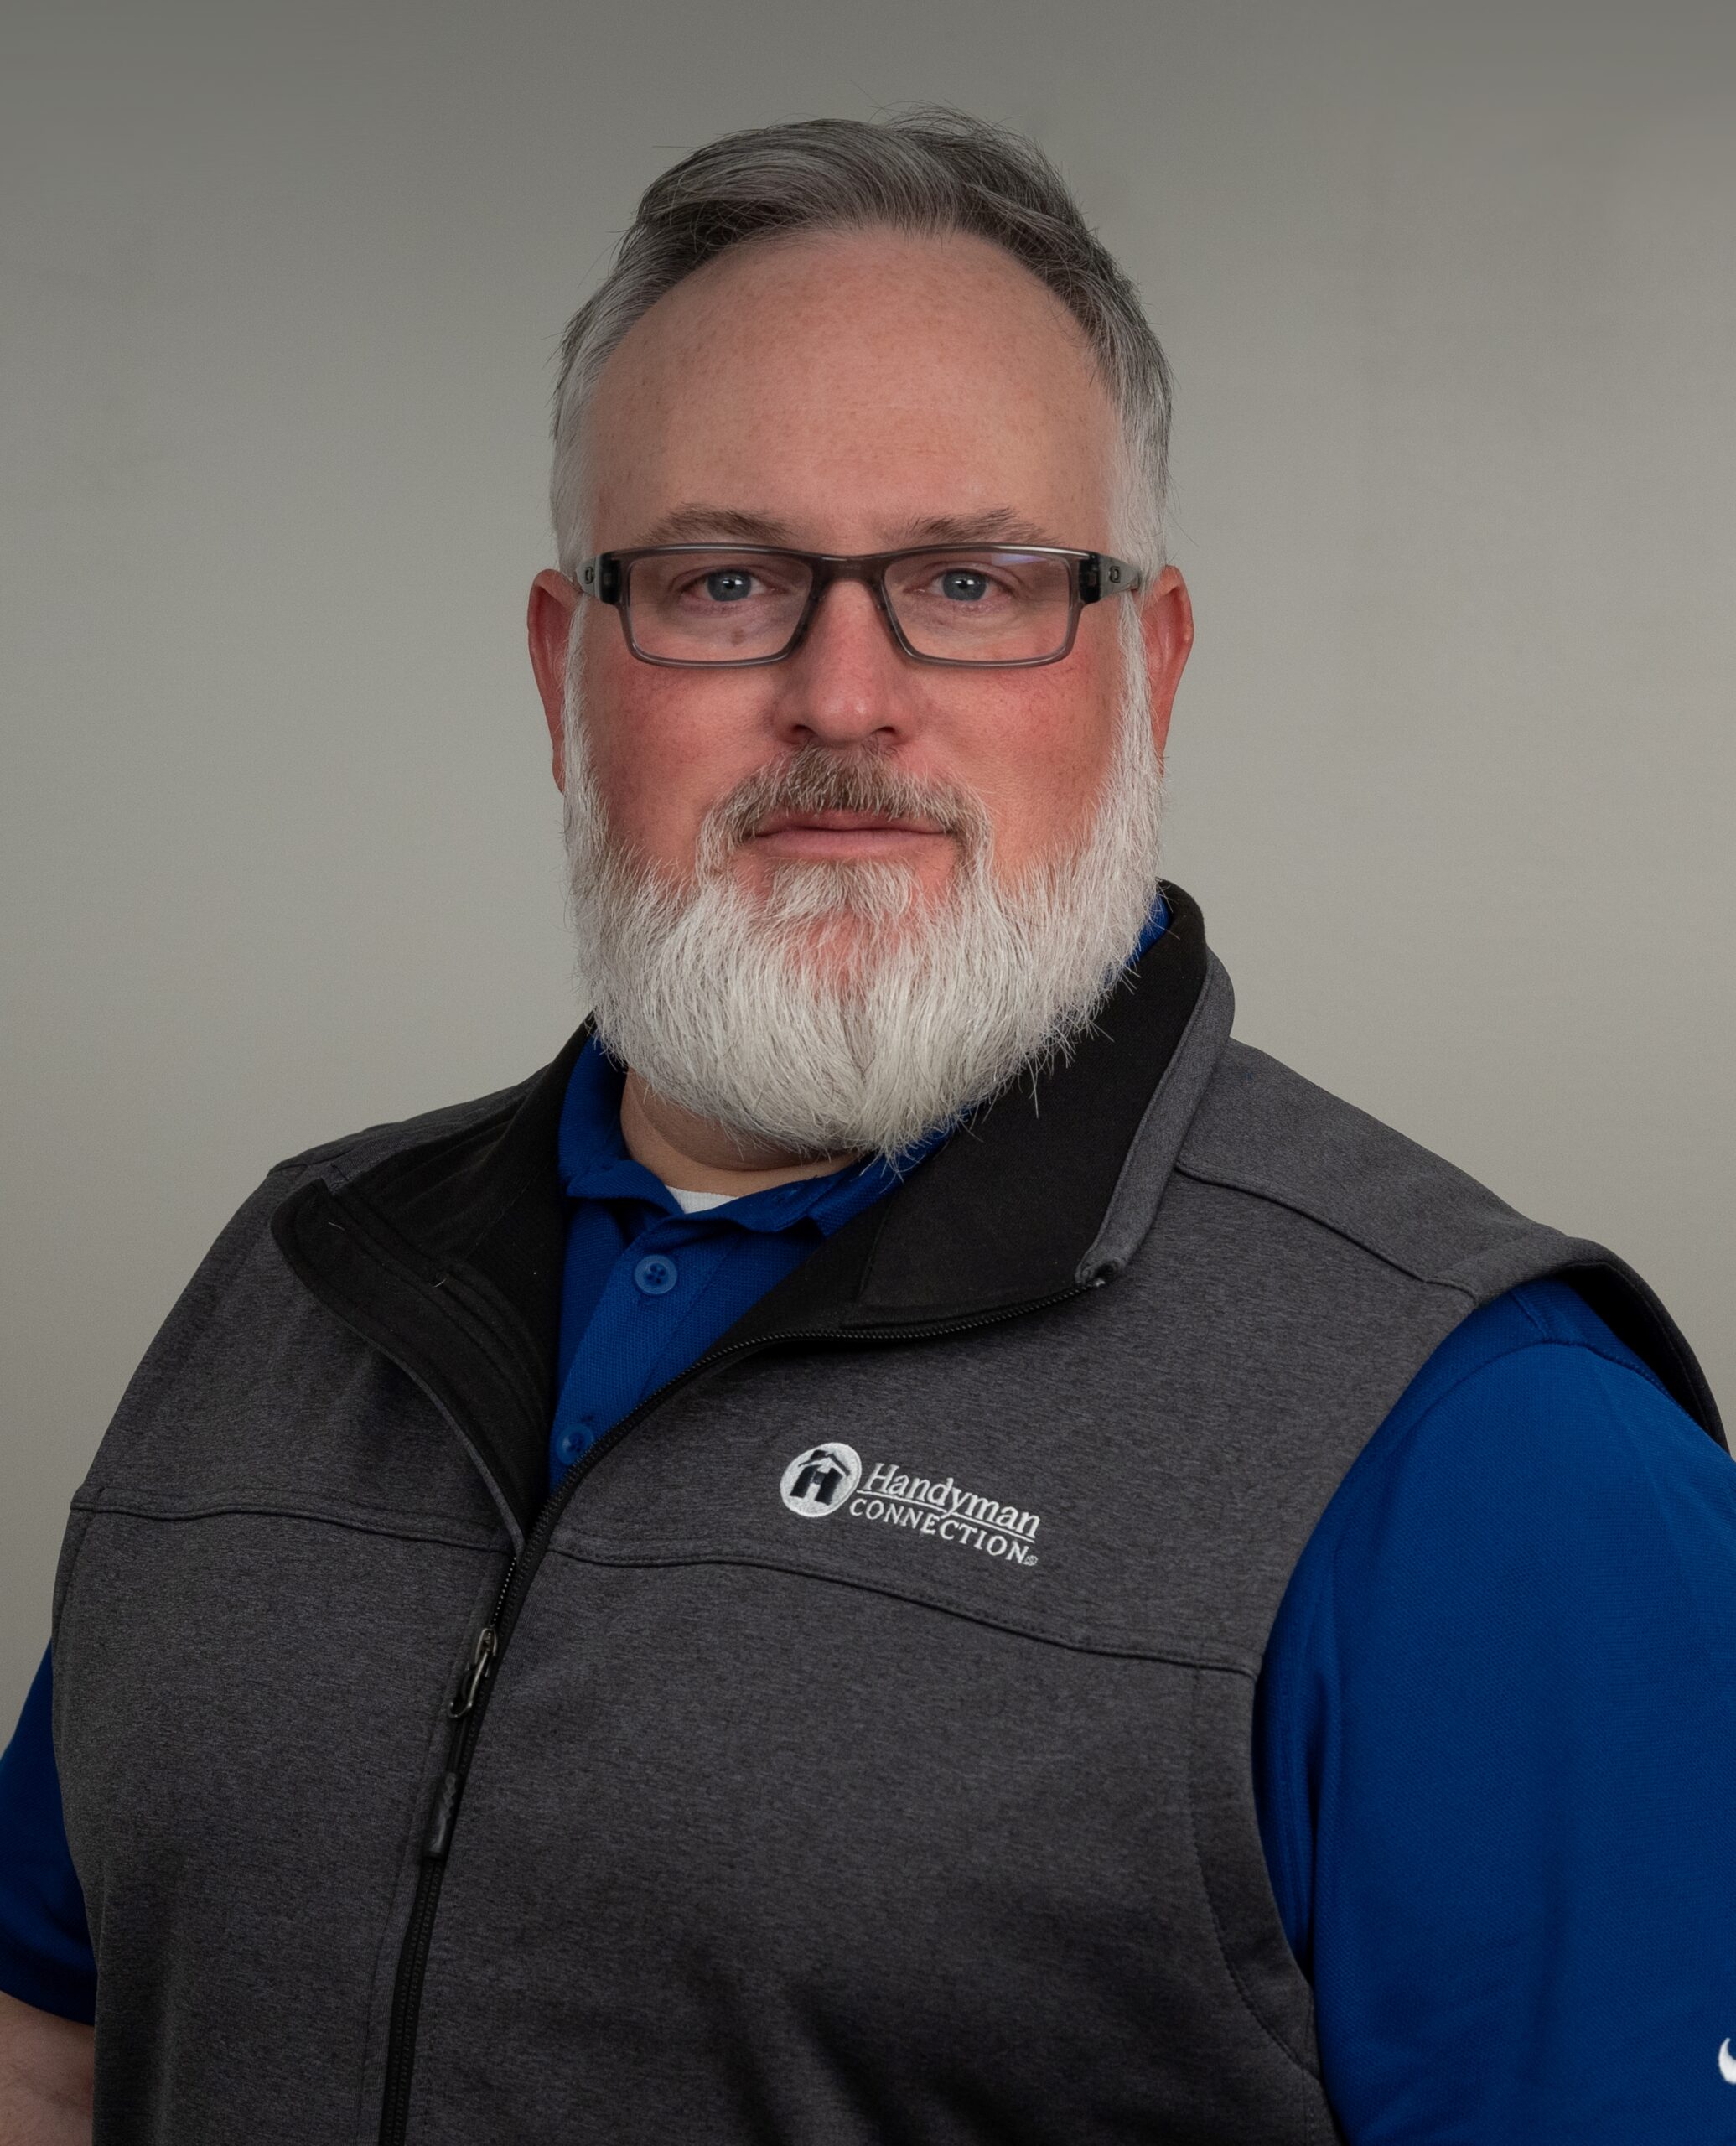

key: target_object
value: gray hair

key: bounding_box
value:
[550,110,1172,578]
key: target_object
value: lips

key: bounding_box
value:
[753,810,949,839]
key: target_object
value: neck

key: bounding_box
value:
[619,1070,861,1196]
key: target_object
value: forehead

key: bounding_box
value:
[583,228,1122,550]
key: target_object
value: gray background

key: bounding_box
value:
[3,0,1733,1726]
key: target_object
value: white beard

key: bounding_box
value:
[561,614,1166,1164]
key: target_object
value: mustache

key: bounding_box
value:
[698,746,992,865]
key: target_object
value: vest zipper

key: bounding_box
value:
[374,1281,1093,2144]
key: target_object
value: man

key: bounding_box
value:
[2,111,1732,2145]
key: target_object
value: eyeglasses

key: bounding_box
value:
[574,544,1142,669]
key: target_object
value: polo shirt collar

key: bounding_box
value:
[557,1036,938,1242]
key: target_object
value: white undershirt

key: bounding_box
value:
[664,1185,738,1216]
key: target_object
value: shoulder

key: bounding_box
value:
[71,1052,567,1488]
[122,1068,552,1319]
[1384,1276,1725,1495]
[268,1071,542,1190]
[1286,1279,1736,1643]
[1168,1040,1725,1431]
[1177,1041,1590,1296]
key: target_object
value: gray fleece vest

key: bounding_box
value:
[51,891,1718,2145]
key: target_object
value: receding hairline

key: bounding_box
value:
[589,220,1114,407]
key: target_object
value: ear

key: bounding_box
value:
[1137,566,1194,765]
[527,570,583,789]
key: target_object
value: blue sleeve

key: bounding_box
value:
[0,1646,97,2022]
[1254,1280,1736,2143]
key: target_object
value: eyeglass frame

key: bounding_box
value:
[573,543,1143,670]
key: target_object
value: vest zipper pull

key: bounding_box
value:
[422,1770,461,1860]
[448,1625,497,1718]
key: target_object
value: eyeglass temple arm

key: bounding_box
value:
[1079,555,1142,603]
[576,557,623,603]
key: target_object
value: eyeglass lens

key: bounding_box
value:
[622,549,1076,663]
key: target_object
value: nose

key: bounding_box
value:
[765,571,914,752]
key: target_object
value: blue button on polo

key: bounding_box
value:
[633,1253,679,1296]
[553,1418,592,1468]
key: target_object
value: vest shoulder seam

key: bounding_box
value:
[1168,1154,1488,1297]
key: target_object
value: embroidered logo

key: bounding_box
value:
[1719,2039,1736,2085]
[779,1449,1040,1566]
[780,1444,863,1517]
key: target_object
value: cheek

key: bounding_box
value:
[575,639,761,866]
[961,662,1122,867]
[573,641,668,852]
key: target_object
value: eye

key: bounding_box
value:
[938,568,990,603]
[703,568,756,602]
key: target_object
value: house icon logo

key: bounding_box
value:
[780,1443,863,1518]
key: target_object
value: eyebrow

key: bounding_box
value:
[634,505,801,547]
[893,508,1054,548]
[625,504,1057,551]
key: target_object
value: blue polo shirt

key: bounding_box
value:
[6,956,1736,2137]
